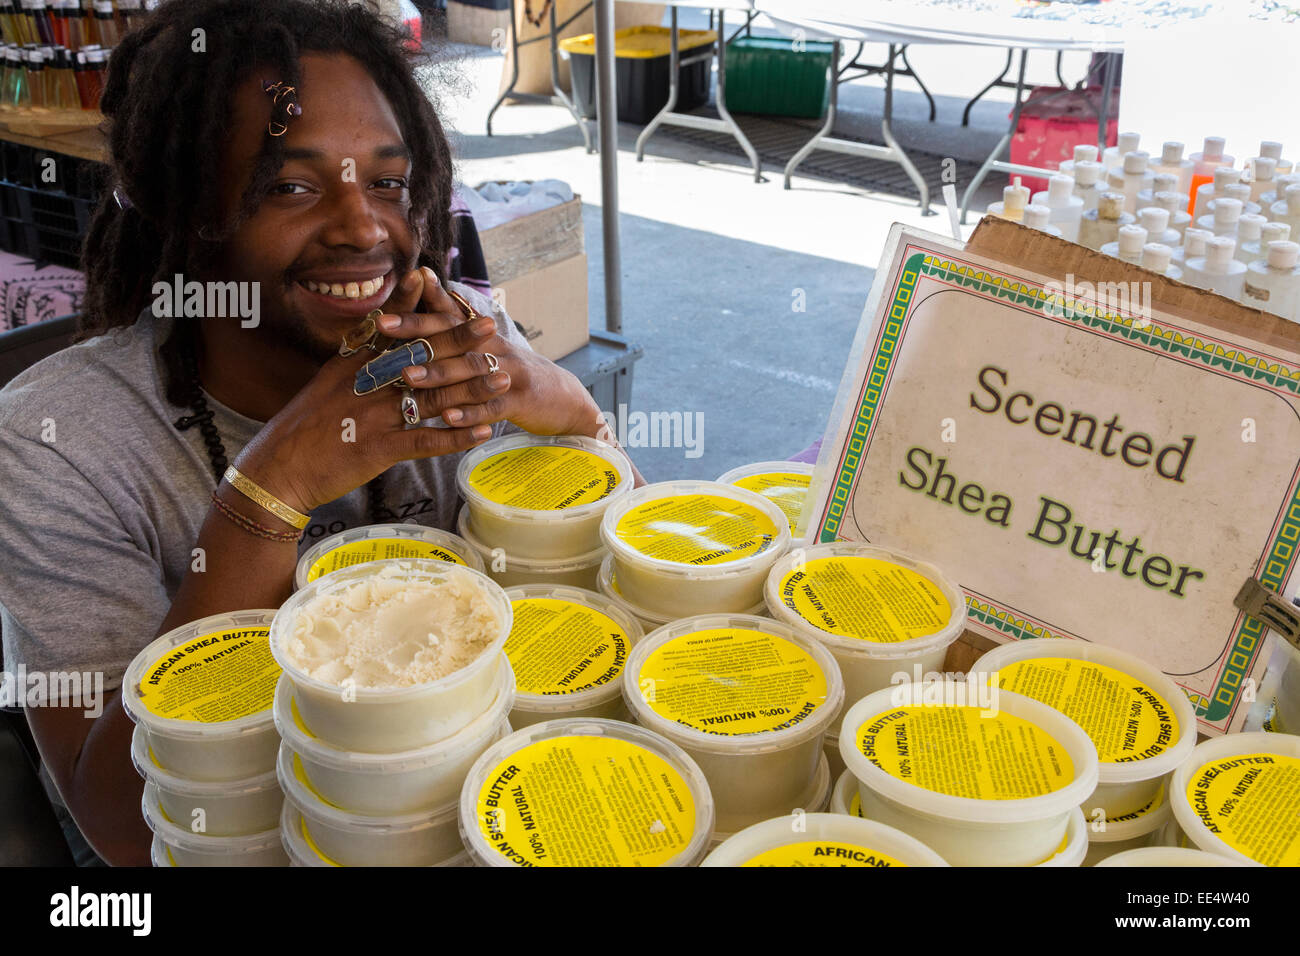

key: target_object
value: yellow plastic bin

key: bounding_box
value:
[560,26,716,123]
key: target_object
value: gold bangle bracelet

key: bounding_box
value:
[222,466,310,530]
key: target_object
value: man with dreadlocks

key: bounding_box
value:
[0,0,630,865]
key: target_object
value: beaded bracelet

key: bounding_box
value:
[210,491,303,543]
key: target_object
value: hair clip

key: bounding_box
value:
[262,79,302,137]
[112,184,132,210]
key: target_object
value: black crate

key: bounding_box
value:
[566,29,714,124]
[555,330,644,414]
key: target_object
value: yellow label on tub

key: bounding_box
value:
[639,627,827,735]
[779,557,950,643]
[1184,752,1300,866]
[469,446,619,511]
[306,537,466,582]
[614,494,780,565]
[856,706,1075,800]
[475,736,696,866]
[137,627,279,721]
[733,472,810,533]
[993,657,1179,763]
[507,598,631,696]
[743,841,906,867]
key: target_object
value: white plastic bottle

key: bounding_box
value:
[1137,172,1178,211]
[986,177,1030,222]
[1142,242,1182,281]
[1072,161,1105,214]
[1239,220,1290,263]
[1022,204,1062,237]
[1261,173,1300,208]
[1217,183,1261,218]
[1136,206,1180,247]
[1102,132,1142,176]
[1193,166,1241,218]
[1078,192,1135,251]
[1151,141,1194,199]
[1101,223,1147,263]
[1189,136,1234,215]
[1108,151,1154,213]
[1234,214,1268,264]
[1186,236,1247,298]
[1270,183,1300,236]
[1197,196,1243,238]
[1247,156,1278,203]
[1031,175,1083,242]
[1173,228,1213,283]
[1153,191,1193,240]
[1241,240,1300,320]
[1057,143,1099,180]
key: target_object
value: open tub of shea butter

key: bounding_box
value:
[276,745,464,866]
[828,769,1087,867]
[294,522,483,590]
[269,559,511,753]
[976,640,1195,819]
[273,656,514,815]
[840,682,1099,867]
[503,585,643,727]
[600,480,791,618]
[1082,784,1172,866]
[702,811,948,867]
[623,614,843,834]
[1170,731,1300,867]
[457,434,633,560]
[131,725,282,836]
[459,717,715,867]
[716,461,814,537]
[765,543,966,735]
[280,804,470,867]
[142,782,287,867]
[1095,846,1253,867]
[457,505,605,590]
[122,610,281,781]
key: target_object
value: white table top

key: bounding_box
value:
[614,0,756,10]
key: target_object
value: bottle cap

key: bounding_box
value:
[1122,151,1149,175]
[1260,141,1284,161]
[1238,213,1267,242]
[1098,192,1126,219]
[1149,172,1177,193]
[1201,136,1226,160]
[1267,240,1300,270]
[1138,206,1170,235]
[1252,156,1277,182]
[1004,177,1029,213]
[1205,236,1236,270]
[1212,166,1242,191]
[1141,242,1173,273]
[1023,204,1052,229]
[1184,228,1212,257]
[1212,197,1243,225]
[1046,175,1074,203]
[1073,144,1100,163]
[1074,160,1102,186]
[1118,224,1147,256]
[1160,141,1185,165]
[1261,221,1292,244]
[1287,182,1300,212]
[1153,191,1184,214]
[1117,131,1141,155]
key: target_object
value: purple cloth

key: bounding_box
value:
[788,437,822,464]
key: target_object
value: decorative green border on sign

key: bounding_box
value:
[819,247,1300,728]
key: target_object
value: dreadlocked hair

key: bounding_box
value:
[78,0,456,412]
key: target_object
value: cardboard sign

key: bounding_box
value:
[808,222,1300,734]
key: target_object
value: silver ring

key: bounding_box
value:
[400,387,420,426]
[484,352,500,375]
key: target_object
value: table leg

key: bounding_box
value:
[711,9,764,182]
[1096,52,1117,154]
[882,44,931,213]
[485,0,520,136]
[961,48,1012,128]
[960,47,1027,224]
[549,0,593,153]
[635,7,681,162]
[900,46,936,123]
[783,38,840,190]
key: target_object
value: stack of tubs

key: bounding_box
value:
[456,434,635,591]
[123,611,289,867]
[269,559,515,866]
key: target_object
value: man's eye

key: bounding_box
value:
[374,178,408,191]
[273,182,310,195]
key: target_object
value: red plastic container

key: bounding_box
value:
[1010,86,1119,195]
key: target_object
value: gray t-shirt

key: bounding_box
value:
[0,281,527,696]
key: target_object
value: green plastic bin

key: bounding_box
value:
[723,36,835,119]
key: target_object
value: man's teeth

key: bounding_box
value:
[302,276,386,298]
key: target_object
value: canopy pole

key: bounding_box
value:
[594,0,622,334]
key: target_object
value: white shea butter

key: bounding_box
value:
[285,566,502,688]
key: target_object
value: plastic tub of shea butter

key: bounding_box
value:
[828,769,1087,867]
[1095,846,1253,867]
[279,803,470,867]
[121,610,282,782]
[765,543,966,735]
[294,522,483,590]
[1170,731,1300,867]
[600,480,791,619]
[503,585,644,728]
[276,745,464,866]
[457,434,634,560]
[142,782,288,867]
[596,554,768,631]
[709,754,832,847]
[460,717,715,867]
[840,683,1099,867]
[701,811,948,867]
[272,655,515,816]
[976,640,1196,819]
[623,614,843,834]
[457,505,605,591]
[1276,653,1300,734]
[131,725,282,836]
[1081,783,1172,866]
[269,559,512,753]
[716,461,814,536]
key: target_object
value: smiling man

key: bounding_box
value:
[0,0,623,865]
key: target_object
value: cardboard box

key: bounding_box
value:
[494,253,590,361]
[477,193,584,286]
[447,0,511,48]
